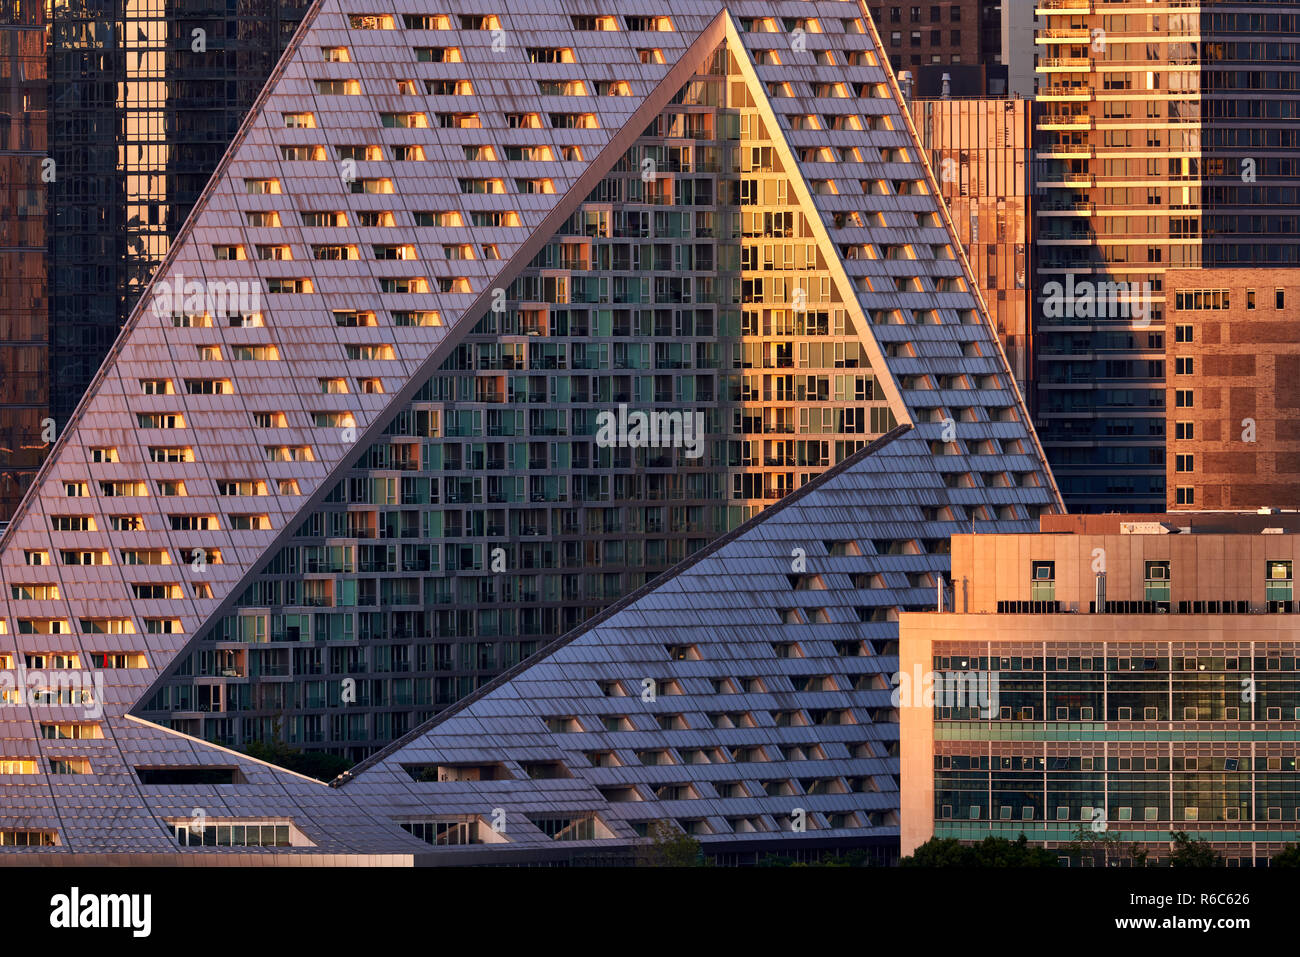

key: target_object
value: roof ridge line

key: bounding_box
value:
[338,422,913,782]
[129,8,734,719]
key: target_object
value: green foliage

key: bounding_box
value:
[900,834,1059,867]
[1270,843,1300,867]
[637,819,706,867]
[1064,824,1148,867]
[1167,831,1223,868]
[242,738,354,782]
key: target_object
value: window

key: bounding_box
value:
[1267,561,1293,602]
[315,79,360,95]
[380,112,428,129]
[1175,486,1194,505]
[402,13,450,29]
[1175,421,1193,440]
[1278,288,1286,310]
[1030,561,1055,601]
[414,46,460,62]
[1175,454,1193,473]
[1175,324,1193,342]
[1144,561,1171,602]
[1175,389,1194,408]
[172,821,298,847]
[348,13,394,29]
[1175,357,1193,375]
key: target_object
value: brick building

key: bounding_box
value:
[1165,269,1300,511]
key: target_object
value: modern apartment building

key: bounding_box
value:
[0,0,1061,853]
[1033,0,1300,514]
[910,95,1034,405]
[0,423,1034,863]
[1165,268,1300,512]
[0,0,47,521]
[901,513,1300,865]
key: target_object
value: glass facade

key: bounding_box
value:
[141,43,905,759]
[933,642,1300,861]
[0,0,47,520]
[910,96,1033,405]
[45,0,309,424]
[1034,1,1300,513]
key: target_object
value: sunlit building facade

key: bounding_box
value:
[902,513,1300,866]
[1164,268,1300,511]
[1033,0,1300,513]
[911,95,1033,405]
[0,0,1062,854]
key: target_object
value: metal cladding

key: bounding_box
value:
[0,0,1059,859]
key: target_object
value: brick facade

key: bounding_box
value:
[1165,269,1300,510]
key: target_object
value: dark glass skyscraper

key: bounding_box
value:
[46,0,309,424]
[0,0,47,521]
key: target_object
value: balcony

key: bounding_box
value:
[1038,173,1094,188]
[1038,28,1090,40]
[1036,144,1094,159]
[1037,116,1093,131]
[1039,57,1092,70]
[1037,201,1096,215]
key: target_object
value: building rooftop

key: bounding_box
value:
[1039,513,1300,536]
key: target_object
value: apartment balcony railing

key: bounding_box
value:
[1037,117,1093,130]
[1037,145,1095,157]
[1038,201,1096,214]
[1040,57,1092,69]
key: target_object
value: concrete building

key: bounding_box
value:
[869,0,1012,95]
[901,512,1300,865]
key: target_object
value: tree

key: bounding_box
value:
[637,819,705,867]
[1270,843,1300,867]
[242,738,353,782]
[1064,824,1148,868]
[901,834,1058,867]
[1168,831,1223,868]
[899,837,971,867]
